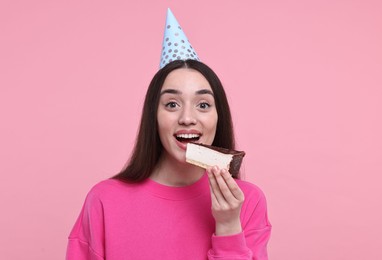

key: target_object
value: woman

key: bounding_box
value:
[66,59,271,259]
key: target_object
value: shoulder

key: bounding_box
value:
[235,178,267,201]
[88,178,124,193]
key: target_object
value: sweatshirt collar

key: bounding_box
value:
[143,172,209,200]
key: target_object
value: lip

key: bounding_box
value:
[174,129,202,135]
[175,138,188,150]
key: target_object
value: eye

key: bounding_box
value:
[165,101,178,109]
[198,102,211,109]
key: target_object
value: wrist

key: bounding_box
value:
[215,220,242,236]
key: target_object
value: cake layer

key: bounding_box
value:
[186,143,245,175]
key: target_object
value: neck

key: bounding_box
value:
[150,154,205,186]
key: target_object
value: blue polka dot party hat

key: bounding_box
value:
[160,8,200,69]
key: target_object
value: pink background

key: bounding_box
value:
[1,0,381,259]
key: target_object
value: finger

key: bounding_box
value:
[220,169,245,201]
[207,173,220,208]
[207,167,228,206]
[212,168,238,203]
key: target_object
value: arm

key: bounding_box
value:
[207,166,271,260]
[66,189,105,260]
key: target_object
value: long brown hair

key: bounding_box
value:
[113,60,237,182]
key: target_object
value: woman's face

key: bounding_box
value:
[157,68,218,164]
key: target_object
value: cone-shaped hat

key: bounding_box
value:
[160,8,200,68]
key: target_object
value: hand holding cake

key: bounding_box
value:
[186,142,246,235]
[207,165,245,236]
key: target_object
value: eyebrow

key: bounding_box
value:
[160,89,214,96]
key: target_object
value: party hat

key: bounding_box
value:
[160,8,200,69]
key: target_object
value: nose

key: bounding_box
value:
[178,105,197,125]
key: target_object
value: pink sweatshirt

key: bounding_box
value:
[66,173,271,259]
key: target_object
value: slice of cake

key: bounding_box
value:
[186,143,245,175]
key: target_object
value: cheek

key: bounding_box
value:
[212,117,218,134]
[205,112,218,133]
[157,111,175,135]
[205,115,218,145]
[156,113,167,135]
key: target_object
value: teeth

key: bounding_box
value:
[176,133,200,139]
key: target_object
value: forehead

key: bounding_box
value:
[161,68,212,92]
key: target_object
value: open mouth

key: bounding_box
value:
[175,133,201,143]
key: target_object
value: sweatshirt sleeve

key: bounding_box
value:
[66,188,105,260]
[207,184,272,260]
